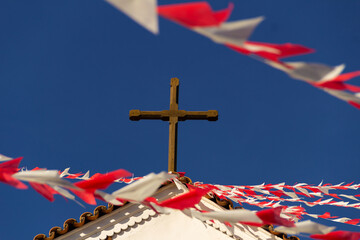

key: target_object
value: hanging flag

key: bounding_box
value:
[12,169,84,203]
[74,169,131,191]
[29,182,57,202]
[158,2,233,27]
[95,190,125,206]
[112,172,174,202]
[264,61,360,92]
[59,167,89,179]
[105,0,159,34]
[0,154,12,162]
[312,71,360,92]
[228,41,314,61]
[146,186,213,210]
[256,207,295,227]
[0,157,27,189]
[275,220,335,235]
[322,89,360,110]
[192,17,264,47]
[13,170,75,190]
[71,169,131,205]
[264,61,345,83]
[71,188,97,205]
[311,231,360,240]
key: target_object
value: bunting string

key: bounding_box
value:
[194,182,360,228]
[1,155,360,239]
[100,0,360,110]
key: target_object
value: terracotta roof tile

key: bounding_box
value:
[33,203,125,240]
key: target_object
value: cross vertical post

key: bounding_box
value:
[168,78,179,172]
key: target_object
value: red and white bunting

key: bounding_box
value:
[1,155,359,239]
[194,182,360,227]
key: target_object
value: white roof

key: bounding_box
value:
[55,183,281,240]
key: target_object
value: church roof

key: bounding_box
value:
[33,177,299,240]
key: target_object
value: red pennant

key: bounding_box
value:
[344,84,360,93]
[72,169,131,205]
[306,187,323,193]
[242,189,257,196]
[318,212,338,219]
[332,71,360,82]
[240,221,263,227]
[29,182,56,202]
[71,189,96,205]
[0,157,23,171]
[269,190,287,198]
[345,219,360,225]
[328,193,342,199]
[224,221,232,227]
[256,207,295,227]
[312,70,360,93]
[348,101,360,110]
[148,186,213,210]
[177,172,186,177]
[313,81,360,93]
[313,81,348,91]
[64,173,84,179]
[158,2,233,27]
[311,231,360,240]
[75,169,131,191]
[0,157,27,189]
[0,170,27,189]
[118,177,142,183]
[227,41,314,61]
[31,167,44,171]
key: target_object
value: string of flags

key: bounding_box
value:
[1,154,359,240]
[104,0,360,110]
[193,182,360,227]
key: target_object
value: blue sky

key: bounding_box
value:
[0,0,359,239]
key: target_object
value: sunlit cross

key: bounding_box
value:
[129,78,218,172]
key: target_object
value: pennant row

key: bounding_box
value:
[1,155,360,239]
[103,1,360,110]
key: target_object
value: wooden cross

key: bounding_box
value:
[129,78,218,172]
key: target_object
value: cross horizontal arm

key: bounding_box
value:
[180,110,218,121]
[129,109,218,121]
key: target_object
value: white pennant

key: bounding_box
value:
[191,209,262,224]
[265,60,345,83]
[295,187,311,197]
[112,172,174,202]
[283,191,299,199]
[173,178,188,193]
[323,89,360,105]
[13,170,76,189]
[332,217,352,223]
[96,190,124,205]
[0,154,12,162]
[80,170,90,180]
[192,16,264,47]
[59,167,71,178]
[275,220,335,235]
[105,0,158,34]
